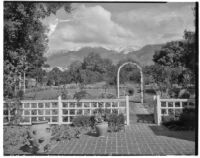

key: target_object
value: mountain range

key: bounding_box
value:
[46,44,163,68]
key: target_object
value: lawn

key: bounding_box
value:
[23,82,156,116]
[24,86,118,100]
[23,82,156,114]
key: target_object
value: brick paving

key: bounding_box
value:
[6,102,195,155]
[47,102,195,155]
[48,124,195,155]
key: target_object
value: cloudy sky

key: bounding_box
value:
[42,2,195,56]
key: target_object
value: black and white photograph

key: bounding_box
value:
[3,1,198,155]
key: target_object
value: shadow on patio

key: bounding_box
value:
[85,131,99,137]
[136,114,154,123]
[149,125,195,142]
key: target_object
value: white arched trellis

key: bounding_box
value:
[117,62,144,104]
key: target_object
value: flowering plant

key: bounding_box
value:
[94,108,109,123]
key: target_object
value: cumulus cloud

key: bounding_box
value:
[113,3,195,45]
[45,4,138,55]
[43,3,195,55]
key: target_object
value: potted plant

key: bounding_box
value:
[94,108,109,137]
[28,120,52,153]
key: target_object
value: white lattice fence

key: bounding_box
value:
[4,96,130,125]
[154,95,195,125]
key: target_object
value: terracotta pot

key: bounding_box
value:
[29,120,52,153]
[95,122,108,137]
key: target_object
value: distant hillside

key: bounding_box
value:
[47,44,163,68]
[127,44,163,65]
[47,47,125,68]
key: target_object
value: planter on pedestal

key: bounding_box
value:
[29,120,52,153]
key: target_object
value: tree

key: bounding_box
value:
[104,65,117,85]
[81,52,113,84]
[60,70,72,85]
[47,67,62,86]
[4,2,71,98]
[183,30,196,73]
[148,64,171,96]
[143,66,155,85]
[27,68,47,86]
[80,69,103,85]
[69,61,83,84]
[153,32,196,88]
[82,53,103,72]
[101,58,113,75]
[145,63,194,97]
[82,52,113,74]
[152,6,196,88]
[153,41,185,68]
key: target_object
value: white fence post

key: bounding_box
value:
[58,96,62,125]
[8,109,11,123]
[156,95,161,125]
[126,95,130,125]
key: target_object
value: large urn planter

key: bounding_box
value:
[29,120,52,153]
[95,122,108,137]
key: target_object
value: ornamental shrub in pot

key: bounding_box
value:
[94,108,109,137]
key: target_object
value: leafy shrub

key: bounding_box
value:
[73,90,92,100]
[72,115,92,127]
[68,85,77,89]
[51,125,81,141]
[144,88,156,95]
[6,100,23,125]
[99,93,115,99]
[179,109,195,129]
[162,108,195,130]
[162,115,175,124]
[108,113,125,132]
[93,108,111,123]
[4,126,30,152]
[60,89,71,99]
[89,116,96,129]
[168,88,180,98]
[17,90,24,100]
[178,89,190,99]
[127,88,134,96]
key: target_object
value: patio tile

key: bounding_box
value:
[47,123,195,155]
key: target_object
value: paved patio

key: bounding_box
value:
[5,102,195,155]
[48,123,195,155]
[48,102,195,155]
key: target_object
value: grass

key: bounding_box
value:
[23,82,130,100]
[24,87,118,100]
[24,82,157,100]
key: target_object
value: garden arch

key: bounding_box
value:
[117,62,144,104]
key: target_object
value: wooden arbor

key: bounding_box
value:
[117,62,144,104]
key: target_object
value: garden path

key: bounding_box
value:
[129,102,154,124]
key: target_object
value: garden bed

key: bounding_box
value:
[3,124,90,155]
[162,108,195,131]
